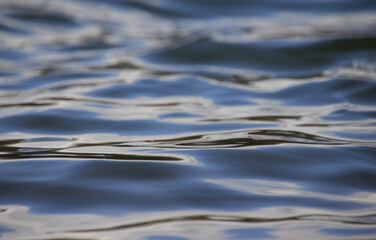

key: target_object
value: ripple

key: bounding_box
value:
[94,0,376,19]
[0,71,117,91]
[85,77,256,106]
[139,34,376,78]
[0,135,197,164]
[206,178,376,205]
[2,7,78,28]
[136,129,361,149]
[253,78,376,106]
[1,205,376,240]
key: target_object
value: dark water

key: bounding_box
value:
[0,0,376,239]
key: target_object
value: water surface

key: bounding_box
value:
[0,0,376,239]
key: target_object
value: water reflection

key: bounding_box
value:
[206,179,376,205]
[0,0,376,239]
[1,205,376,240]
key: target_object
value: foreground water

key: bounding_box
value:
[0,1,376,239]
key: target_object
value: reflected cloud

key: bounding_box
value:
[206,178,376,205]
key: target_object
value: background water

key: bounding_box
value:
[0,0,376,239]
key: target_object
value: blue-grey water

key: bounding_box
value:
[0,0,376,239]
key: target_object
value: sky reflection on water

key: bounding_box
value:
[0,0,376,239]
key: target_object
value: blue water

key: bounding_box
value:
[0,0,376,239]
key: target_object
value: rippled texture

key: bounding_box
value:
[0,0,376,239]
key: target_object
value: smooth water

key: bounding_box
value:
[0,0,376,239]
